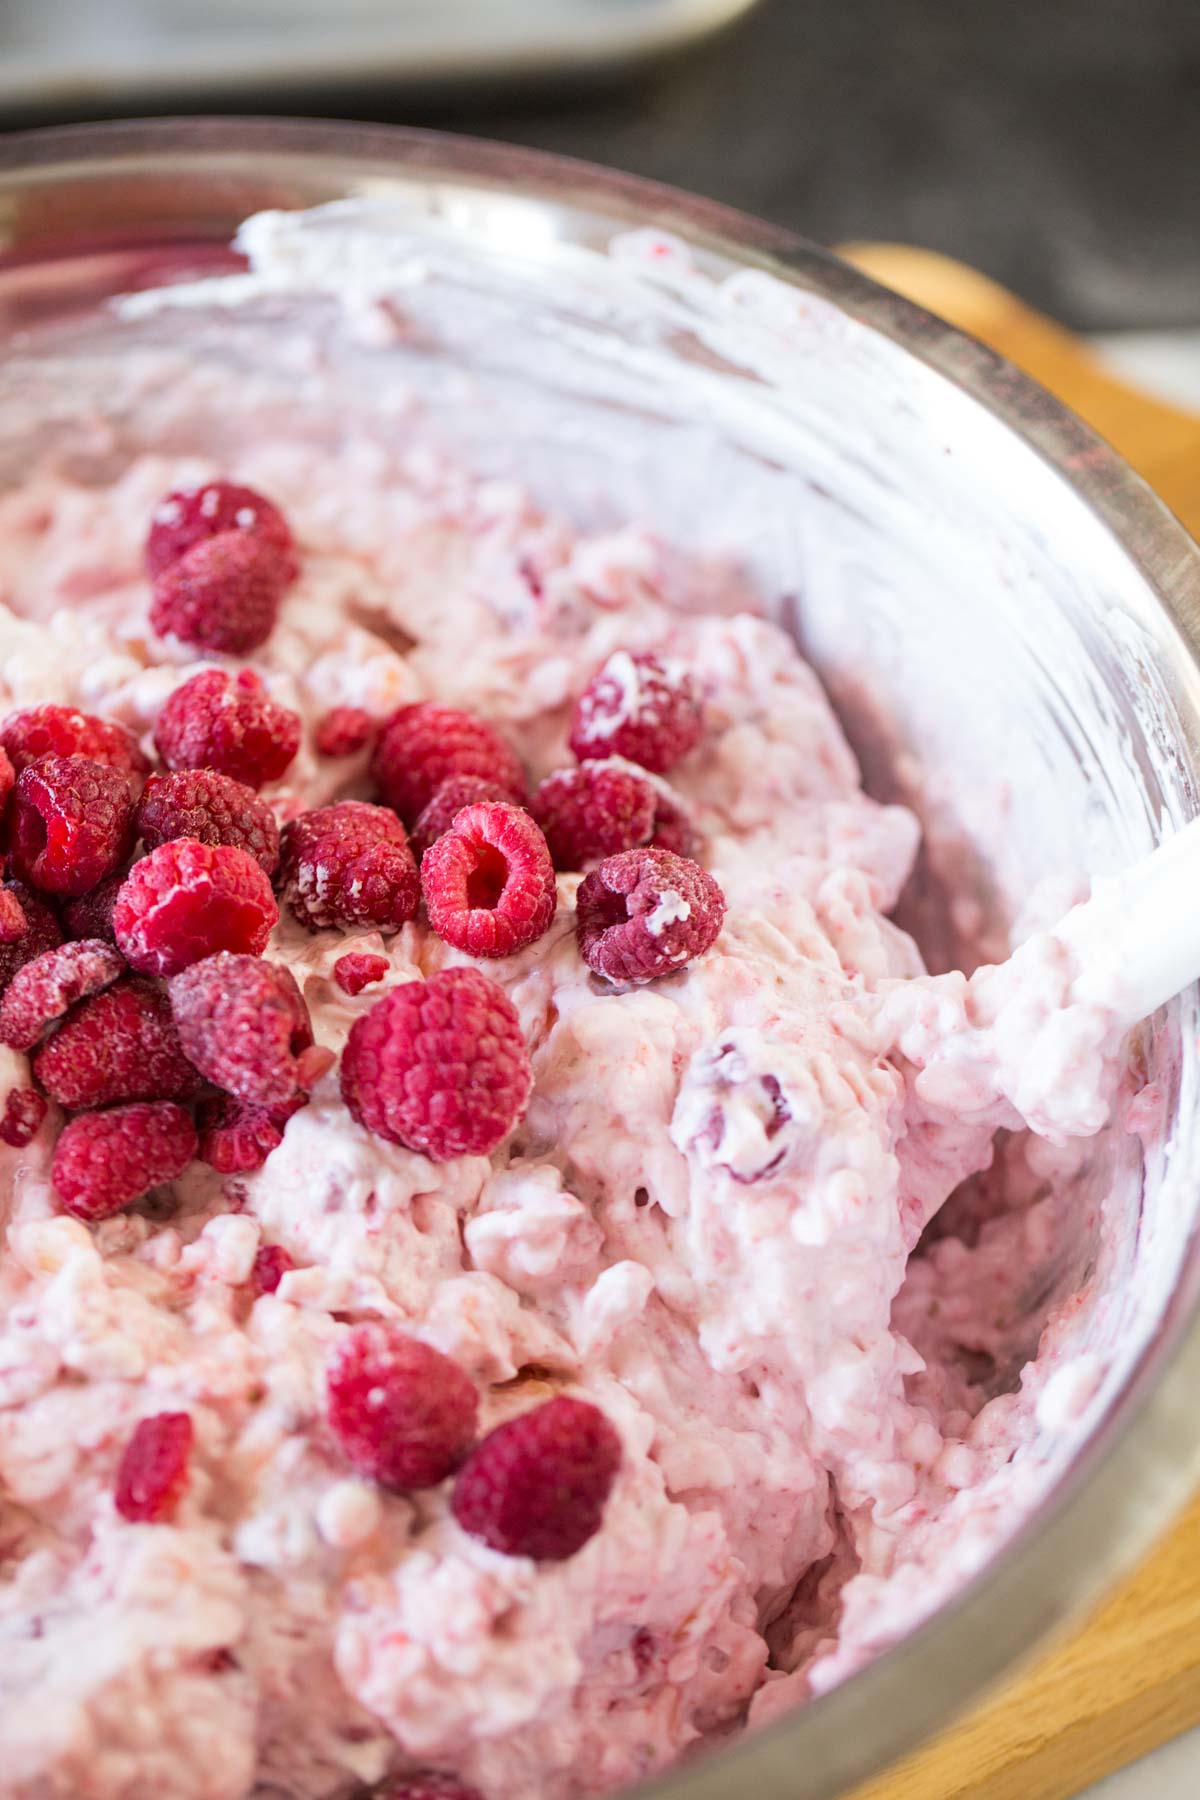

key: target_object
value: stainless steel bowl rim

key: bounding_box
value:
[2,117,1200,1800]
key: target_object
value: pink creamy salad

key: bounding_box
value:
[0,443,1133,1798]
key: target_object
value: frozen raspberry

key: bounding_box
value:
[0,745,13,810]
[250,1242,294,1295]
[113,838,278,978]
[114,1412,194,1523]
[0,882,63,995]
[0,704,149,780]
[154,669,301,791]
[279,802,418,935]
[169,953,315,1105]
[151,530,290,656]
[374,1779,482,1800]
[197,1090,307,1175]
[410,777,517,862]
[52,1100,197,1222]
[136,768,280,876]
[0,939,126,1050]
[374,1777,482,1800]
[61,872,124,944]
[33,976,203,1110]
[9,756,136,897]
[451,1395,620,1560]
[340,966,531,1161]
[0,1087,47,1148]
[314,706,375,758]
[327,1323,479,1491]
[530,762,656,871]
[647,789,695,859]
[333,952,389,996]
[0,888,27,945]
[569,651,702,775]
[146,480,295,580]
[421,802,556,959]
[576,847,724,984]
[370,703,527,826]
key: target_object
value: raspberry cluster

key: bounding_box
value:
[147,480,298,655]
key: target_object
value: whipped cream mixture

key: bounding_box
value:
[0,438,1139,1799]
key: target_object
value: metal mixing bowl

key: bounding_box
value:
[3,117,1200,1800]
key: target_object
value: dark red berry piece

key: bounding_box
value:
[333,952,389,997]
[373,1776,482,1800]
[62,872,124,945]
[154,669,301,791]
[314,707,375,758]
[0,888,27,945]
[114,1412,194,1523]
[136,768,280,876]
[451,1395,620,1561]
[326,1323,479,1491]
[278,802,418,935]
[569,651,702,775]
[576,847,725,984]
[52,1101,197,1222]
[0,704,148,780]
[530,762,656,871]
[647,789,695,859]
[150,530,289,656]
[340,967,531,1161]
[197,1091,307,1175]
[420,802,556,959]
[0,746,13,811]
[169,953,315,1106]
[410,776,518,862]
[370,703,526,826]
[0,1087,47,1148]
[0,882,63,996]
[0,939,125,1051]
[146,481,295,580]
[250,1243,294,1295]
[113,839,278,978]
[33,977,203,1110]
[9,756,136,897]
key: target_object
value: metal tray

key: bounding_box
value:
[0,0,764,112]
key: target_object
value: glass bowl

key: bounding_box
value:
[3,117,1200,1800]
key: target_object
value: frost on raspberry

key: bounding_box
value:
[0,882,63,995]
[451,1395,621,1560]
[370,702,527,826]
[569,651,702,775]
[154,669,301,790]
[198,1091,307,1175]
[150,530,290,656]
[0,704,149,780]
[410,776,516,862]
[0,1088,47,1148]
[340,966,532,1161]
[136,768,280,875]
[314,706,375,759]
[52,1101,197,1222]
[278,802,418,935]
[420,802,556,959]
[326,1323,479,1490]
[114,1412,194,1523]
[530,762,656,871]
[9,755,136,897]
[0,888,26,945]
[146,480,296,580]
[170,953,318,1105]
[373,1775,483,1800]
[333,952,389,997]
[33,977,204,1110]
[0,939,126,1051]
[576,847,725,984]
[113,838,278,978]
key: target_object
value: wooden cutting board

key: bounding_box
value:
[834,242,1200,1800]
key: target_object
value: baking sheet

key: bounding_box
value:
[0,0,764,111]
